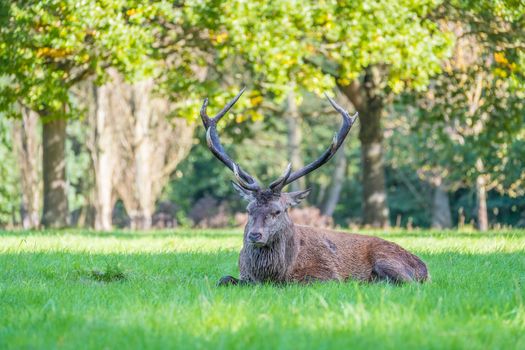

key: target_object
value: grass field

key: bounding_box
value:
[1,228,524,349]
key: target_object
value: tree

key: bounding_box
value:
[12,107,41,228]
[322,147,347,217]
[312,1,452,227]
[0,0,160,227]
[77,78,117,230]
[409,1,525,230]
[110,73,196,229]
[76,3,230,229]
[413,60,524,230]
[204,0,453,227]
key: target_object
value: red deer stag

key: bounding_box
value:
[201,88,429,285]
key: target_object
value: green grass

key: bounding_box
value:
[1,229,524,349]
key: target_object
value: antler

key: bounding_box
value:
[268,163,292,192]
[269,94,358,192]
[200,88,260,191]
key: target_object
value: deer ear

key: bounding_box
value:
[283,189,311,208]
[231,181,255,202]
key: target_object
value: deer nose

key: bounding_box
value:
[248,231,262,242]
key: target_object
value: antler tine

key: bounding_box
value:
[201,87,246,126]
[233,163,260,191]
[282,94,358,187]
[200,98,211,128]
[269,163,292,192]
[201,88,260,190]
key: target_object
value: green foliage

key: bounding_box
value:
[414,67,524,192]
[1,229,524,348]
[207,0,453,97]
[0,0,162,118]
[213,0,332,97]
[375,0,525,231]
[439,0,525,47]
[395,0,525,196]
[315,0,453,92]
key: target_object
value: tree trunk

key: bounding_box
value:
[286,88,304,192]
[322,147,347,217]
[431,183,452,229]
[12,107,42,229]
[476,174,488,231]
[41,118,68,228]
[359,116,389,227]
[92,83,115,230]
[129,80,154,230]
[106,72,195,230]
[339,66,390,227]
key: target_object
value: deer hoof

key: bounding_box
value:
[217,275,239,286]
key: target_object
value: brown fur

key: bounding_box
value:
[219,191,429,286]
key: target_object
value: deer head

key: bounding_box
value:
[201,88,358,247]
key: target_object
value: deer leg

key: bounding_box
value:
[372,259,415,284]
[217,275,252,287]
[217,275,239,286]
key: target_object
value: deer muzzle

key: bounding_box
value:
[248,231,264,246]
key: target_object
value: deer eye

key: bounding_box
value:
[271,210,281,217]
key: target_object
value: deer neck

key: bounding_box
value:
[244,218,298,282]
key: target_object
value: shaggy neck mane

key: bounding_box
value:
[245,216,297,283]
